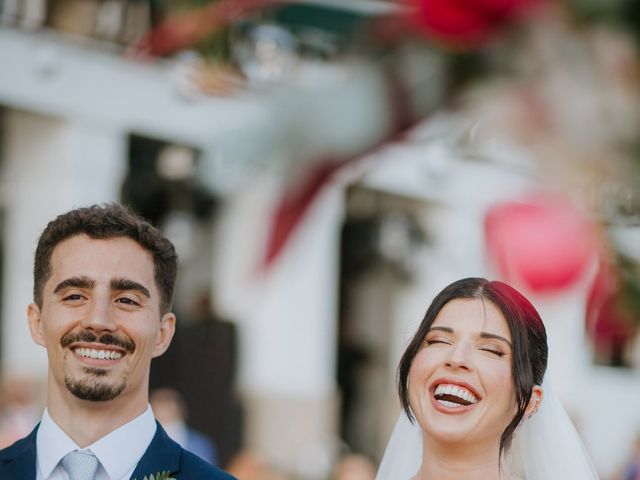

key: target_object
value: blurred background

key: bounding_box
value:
[1,0,640,479]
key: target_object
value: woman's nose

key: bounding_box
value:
[444,342,472,371]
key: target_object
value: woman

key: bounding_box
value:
[376,278,599,480]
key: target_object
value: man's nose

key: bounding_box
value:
[81,298,117,331]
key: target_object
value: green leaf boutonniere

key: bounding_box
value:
[136,471,175,480]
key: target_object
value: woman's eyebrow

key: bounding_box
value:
[427,326,454,333]
[480,332,512,347]
[427,327,512,347]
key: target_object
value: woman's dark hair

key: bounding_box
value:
[398,277,548,459]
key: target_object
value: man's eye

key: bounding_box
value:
[63,294,84,301]
[117,297,140,306]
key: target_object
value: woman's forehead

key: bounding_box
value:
[431,298,511,338]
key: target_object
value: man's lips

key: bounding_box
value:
[61,330,135,353]
[70,343,126,363]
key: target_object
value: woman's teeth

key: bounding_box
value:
[434,383,478,406]
[75,348,122,360]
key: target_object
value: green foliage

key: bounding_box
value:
[619,255,640,323]
[137,472,175,480]
[568,0,640,47]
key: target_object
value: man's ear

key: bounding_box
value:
[153,312,176,358]
[525,385,544,419]
[27,303,46,347]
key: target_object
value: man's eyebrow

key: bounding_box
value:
[111,278,151,298]
[480,332,512,347]
[53,276,95,294]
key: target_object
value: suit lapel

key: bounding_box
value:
[129,422,181,480]
[0,425,38,480]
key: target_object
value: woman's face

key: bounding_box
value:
[408,297,516,448]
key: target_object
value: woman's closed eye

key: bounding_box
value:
[425,338,451,346]
[479,346,506,357]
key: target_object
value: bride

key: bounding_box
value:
[376,277,599,480]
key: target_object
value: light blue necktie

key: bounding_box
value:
[62,451,100,480]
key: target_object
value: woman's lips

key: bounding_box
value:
[429,378,481,413]
[430,390,478,414]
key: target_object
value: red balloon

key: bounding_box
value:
[485,194,598,293]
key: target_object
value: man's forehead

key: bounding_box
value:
[51,234,149,258]
[48,235,155,284]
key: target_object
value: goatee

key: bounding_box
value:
[65,373,126,402]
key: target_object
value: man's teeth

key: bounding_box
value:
[434,383,478,404]
[75,348,122,360]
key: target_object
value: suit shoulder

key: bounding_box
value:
[180,448,236,480]
[0,433,35,462]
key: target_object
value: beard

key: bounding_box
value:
[64,371,126,401]
[64,376,126,402]
[61,330,135,402]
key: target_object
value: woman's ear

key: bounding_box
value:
[525,385,543,419]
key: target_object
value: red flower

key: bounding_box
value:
[407,0,543,47]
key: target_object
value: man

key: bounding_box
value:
[0,204,235,480]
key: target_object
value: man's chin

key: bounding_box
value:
[65,376,126,402]
[82,366,109,377]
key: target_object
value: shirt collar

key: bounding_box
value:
[88,406,156,480]
[37,406,157,480]
[36,409,79,479]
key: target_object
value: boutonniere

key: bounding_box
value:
[135,472,175,480]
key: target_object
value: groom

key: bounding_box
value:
[0,204,235,480]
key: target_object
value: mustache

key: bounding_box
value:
[60,330,135,353]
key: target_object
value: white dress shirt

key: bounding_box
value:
[36,406,157,480]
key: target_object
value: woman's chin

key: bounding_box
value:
[422,423,477,446]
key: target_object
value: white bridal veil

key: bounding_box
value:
[375,380,600,480]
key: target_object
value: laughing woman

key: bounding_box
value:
[376,278,599,480]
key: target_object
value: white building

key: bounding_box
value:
[1,16,639,480]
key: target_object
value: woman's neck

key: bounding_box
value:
[413,435,514,480]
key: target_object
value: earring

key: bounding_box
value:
[527,397,540,419]
[534,402,540,416]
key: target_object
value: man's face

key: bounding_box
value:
[28,234,175,404]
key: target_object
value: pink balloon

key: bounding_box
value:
[485,194,598,293]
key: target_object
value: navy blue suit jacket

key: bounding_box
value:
[0,422,236,480]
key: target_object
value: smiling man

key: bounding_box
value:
[0,204,236,480]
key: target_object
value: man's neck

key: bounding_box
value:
[47,385,148,448]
